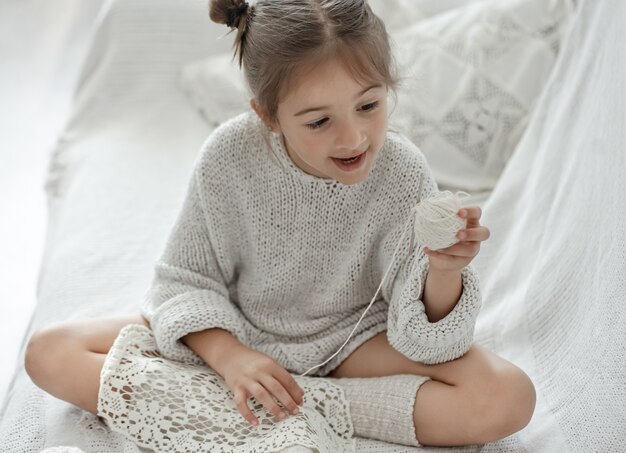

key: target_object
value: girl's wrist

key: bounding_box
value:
[182,328,245,371]
[211,341,248,376]
[422,269,463,322]
[427,267,461,277]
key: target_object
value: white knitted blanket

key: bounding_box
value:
[2,0,625,452]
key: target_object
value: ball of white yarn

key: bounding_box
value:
[413,191,469,250]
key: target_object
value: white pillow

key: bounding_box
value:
[390,0,575,194]
[367,0,427,30]
[180,52,250,128]
[180,0,575,196]
[368,0,486,30]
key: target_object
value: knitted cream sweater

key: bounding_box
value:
[140,111,482,376]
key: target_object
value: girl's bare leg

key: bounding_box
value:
[24,315,149,415]
[328,331,536,447]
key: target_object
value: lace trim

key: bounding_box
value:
[97,324,355,453]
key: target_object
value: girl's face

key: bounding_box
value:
[262,58,389,185]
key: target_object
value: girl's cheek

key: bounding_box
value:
[373,116,388,147]
[308,134,329,154]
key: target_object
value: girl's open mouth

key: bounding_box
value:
[331,151,366,170]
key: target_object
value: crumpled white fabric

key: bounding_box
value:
[97,324,355,453]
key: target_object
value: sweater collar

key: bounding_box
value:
[268,129,374,191]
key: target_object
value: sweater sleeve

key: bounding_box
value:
[385,250,482,365]
[383,144,482,365]
[139,164,247,366]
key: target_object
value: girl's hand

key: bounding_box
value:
[423,206,490,272]
[218,343,305,426]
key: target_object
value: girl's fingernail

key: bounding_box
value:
[251,419,259,426]
[458,232,466,240]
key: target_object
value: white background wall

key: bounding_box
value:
[0,0,106,407]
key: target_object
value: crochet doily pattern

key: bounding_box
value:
[97,324,355,453]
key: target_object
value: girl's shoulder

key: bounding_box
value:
[193,111,266,178]
[200,111,263,159]
[380,128,431,174]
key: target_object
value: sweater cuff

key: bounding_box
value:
[146,290,248,365]
[387,262,482,365]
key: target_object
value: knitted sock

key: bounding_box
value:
[326,374,431,447]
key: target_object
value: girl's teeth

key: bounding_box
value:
[340,154,361,162]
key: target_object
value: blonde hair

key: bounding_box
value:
[209,0,398,123]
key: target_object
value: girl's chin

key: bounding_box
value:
[334,166,372,186]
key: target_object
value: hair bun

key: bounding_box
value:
[209,0,250,29]
[226,1,249,28]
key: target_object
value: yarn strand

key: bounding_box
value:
[299,188,469,377]
[299,209,415,377]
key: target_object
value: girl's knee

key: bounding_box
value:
[503,366,537,432]
[24,324,78,385]
[469,364,536,443]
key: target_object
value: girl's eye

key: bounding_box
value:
[304,101,379,130]
[306,118,329,130]
[360,101,379,112]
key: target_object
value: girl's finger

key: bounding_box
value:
[424,249,471,268]
[248,381,287,421]
[437,241,480,257]
[273,367,305,407]
[261,376,300,416]
[456,226,490,242]
[233,388,259,426]
[458,206,482,225]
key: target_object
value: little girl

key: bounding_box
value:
[25,0,536,449]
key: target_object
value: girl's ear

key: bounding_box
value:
[250,99,278,132]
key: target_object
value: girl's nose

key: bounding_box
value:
[335,118,365,150]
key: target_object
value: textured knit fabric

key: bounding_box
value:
[329,374,431,447]
[97,324,356,453]
[96,323,434,451]
[39,448,86,453]
[139,110,482,377]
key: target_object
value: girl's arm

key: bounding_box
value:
[419,204,490,325]
[182,328,244,373]
[422,269,463,323]
[382,144,483,365]
[141,160,249,366]
[384,251,482,366]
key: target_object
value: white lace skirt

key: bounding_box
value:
[97,324,355,453]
